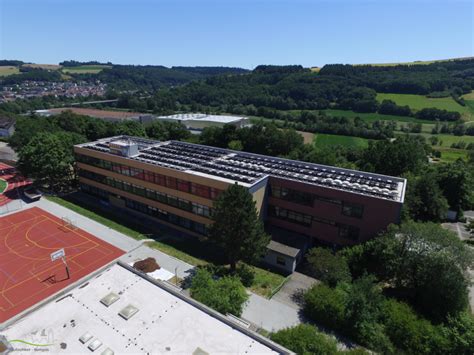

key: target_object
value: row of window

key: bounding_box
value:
[268,205,359,241]
[76,154,222,200]
[79,183,209,236]
[270,184,364,219]
[79,169,212,218]
[125,198,209,235]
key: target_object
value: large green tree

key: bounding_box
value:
[360,135,429,176]
[209,183,270,271]
[17,132,85,188]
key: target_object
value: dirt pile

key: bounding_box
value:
[133,257,160,273]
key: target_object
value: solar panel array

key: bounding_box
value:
[81,138,403,201]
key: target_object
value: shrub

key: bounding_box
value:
[235,263,255,287]
[303,283,347,330]
[270,324,338,355]
[306,247,351,287]
[442,312,474,355]
[382,299,448,354]
[190,269,249,316]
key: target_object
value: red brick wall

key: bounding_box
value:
[266,177,402,246]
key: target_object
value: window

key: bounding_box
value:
[268,205,312,227]
[166,177,177,189]
[276,256,286,266]
[339,224,360,241]
[342,202,364,219]
[177,179,190,192]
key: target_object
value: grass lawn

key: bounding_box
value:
[376,93,471,116]
[47,195,286,298]
[0,179,7,193]
[0,66,19,77]
[434,148,469,163]
[313,133,370,149]
[62,65,112,74]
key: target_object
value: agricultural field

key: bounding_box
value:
[313,133,370,149]
[354,57,472,67]
[0,66,19,77]
[21,63,62,70]
[376,93,471,116]
[62,65,112,74]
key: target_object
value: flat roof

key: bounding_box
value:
[1,263,287,354]
[267,241,300,258]
[77,136,406,202]
[157,113,247,123]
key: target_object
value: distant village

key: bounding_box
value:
[0,80,107,102]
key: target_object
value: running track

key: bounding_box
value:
[0,163,31,207]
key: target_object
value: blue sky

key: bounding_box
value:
[0,0,472,69]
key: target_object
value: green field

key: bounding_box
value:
[376,93,471,116]
[62,65,112,74]
[313,133,370,148]
[0,179,7,193]
[321,109,433,124]
[0,66,19,77]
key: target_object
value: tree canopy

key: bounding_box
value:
[209,183,270,271]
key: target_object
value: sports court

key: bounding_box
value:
[0,207,124,323]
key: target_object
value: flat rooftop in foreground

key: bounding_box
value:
[77,136,406,202]
[1,263,287,354]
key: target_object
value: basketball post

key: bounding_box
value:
[62,256,70,280]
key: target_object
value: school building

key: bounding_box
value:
[74,136,406,273]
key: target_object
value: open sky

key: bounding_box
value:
[0,0,472,69]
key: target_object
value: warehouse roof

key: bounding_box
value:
[77,136,406,202]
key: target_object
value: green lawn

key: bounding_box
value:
[376,93,470,115]
[0,179,7,193]
[62,65,112,74]
[313,133,370,149]
[47,195,285,298]
[0,66,19,77]
[434,148,469,163]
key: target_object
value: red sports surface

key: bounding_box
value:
[0,163,32,207]
[0,207,124,323]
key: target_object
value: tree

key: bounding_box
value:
[360,135,429,176]
[306,247,351,287]
[209,183,270,272]
[436,161,474,212]
[344,222,474,321]
[404,171,449,221]
[270,324,338,355]
[190,268,248,316]
[17,132,85,189]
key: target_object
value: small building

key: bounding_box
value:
[264,240,301,273]
[0,116,15,137]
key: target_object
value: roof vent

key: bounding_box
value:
[193,348,209,355]
[100,292,120,307]
[79,332,93,344]
[118,304,139,320]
